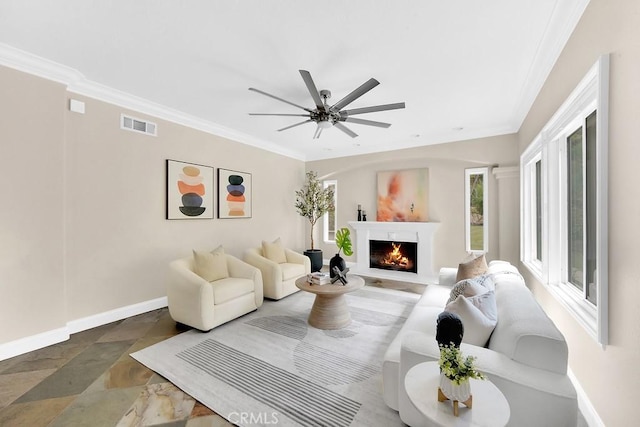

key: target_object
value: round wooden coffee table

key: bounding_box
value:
[295,275,365,329]
[405,362,510,427]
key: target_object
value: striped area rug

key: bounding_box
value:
[131,286,419,427]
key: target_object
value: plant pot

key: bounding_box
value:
[439,373,471,402]
[304,249,323,272]
[329,253,346,278]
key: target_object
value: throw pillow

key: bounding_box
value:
[262,238,287,264]
[444,292,497,347]
[477,273,495,291]
[211,245,225,256]
[193,249,229,282]
[447,279,485,305]
[455,253,489,281]
[468,290,498,322]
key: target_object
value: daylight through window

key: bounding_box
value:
[520,56,608,346]
[323,180,337,243]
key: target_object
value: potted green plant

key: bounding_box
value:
[330,227,353,278]
[438,343,486,411]
[295,171,335,272]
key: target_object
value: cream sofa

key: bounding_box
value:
[167,254,263,331]
[243,247,310,300]
[382,260,578,427]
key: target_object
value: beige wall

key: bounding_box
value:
[517,0,640,425]
[0,66,68,341]
[0,65,306,345]
[306,134,520,270]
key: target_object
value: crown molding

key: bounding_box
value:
[492,166,520,180]
[0,43,305,161]
[511,0,591,130]
[0,43,84,85]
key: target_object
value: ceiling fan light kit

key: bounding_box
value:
[249,70,405,139]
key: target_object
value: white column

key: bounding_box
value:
[492,166,520,264]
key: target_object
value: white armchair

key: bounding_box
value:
[244,243,310,300]
[167,251,263,331]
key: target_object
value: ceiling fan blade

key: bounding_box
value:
[341,102,406,116]
[331,78,380,111]
[313,125,324,139]
[342,117,391,128]
[299,70,326,112]
[249,87,312,112]
[277,119,313,132]
[334,122,358,138]
[249,113,309,117]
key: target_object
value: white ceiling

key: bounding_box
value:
[0,0,589,161]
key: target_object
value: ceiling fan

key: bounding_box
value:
[249,70,405,139]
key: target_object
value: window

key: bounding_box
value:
[521,56,609,346]
[465,168,488,253]
[323,180,337,243]
[565,111,598,304]
[535,159,542,262]
[522,150,544,277]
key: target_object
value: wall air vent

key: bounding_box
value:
[121,114,157,136]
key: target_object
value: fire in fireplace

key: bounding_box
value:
[369,240,418,273]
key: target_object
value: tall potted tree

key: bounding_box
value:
[295,171,335,272]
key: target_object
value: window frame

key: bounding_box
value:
[521,146,544,279]
[465,167,489,254]
[520,55,609,347]
[323,180,337,244]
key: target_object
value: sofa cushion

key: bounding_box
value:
[262,238,287,263]
[193,249,228,282]
[384,305,442,366]
[280,262,306,281]
[455,253,488,281]
[444,292,497,347]
[489,280,569,374]
[211,277,256,305]
[416,284,452,308]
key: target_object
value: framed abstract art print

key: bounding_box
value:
[166,159,214,219]
[218,168,252,219]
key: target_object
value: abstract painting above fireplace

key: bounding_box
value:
[377,168,429,222]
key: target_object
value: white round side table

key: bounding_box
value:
[404,361,510,427]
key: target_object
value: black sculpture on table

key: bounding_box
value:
[331,266,349,285]
[435,311,464,348]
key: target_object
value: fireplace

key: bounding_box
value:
[348,221,440,284]
[369,240,418,273]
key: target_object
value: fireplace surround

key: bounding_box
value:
[348,221,440,284]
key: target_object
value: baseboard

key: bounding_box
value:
[0,327,70,361]
[0,296,168,361]
[67,296,168,334]
[569,368,605,427]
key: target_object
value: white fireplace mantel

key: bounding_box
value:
[348,221,440,284]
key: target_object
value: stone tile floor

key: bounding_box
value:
[0,308,230,427]
[0,278,587,426]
